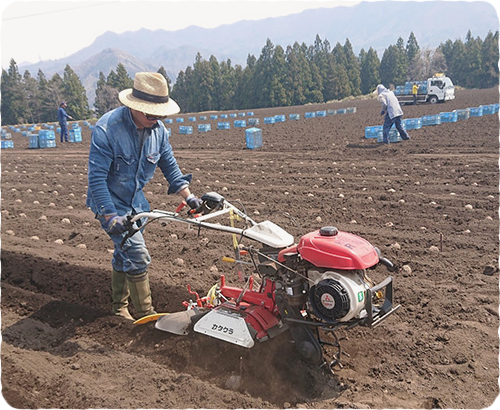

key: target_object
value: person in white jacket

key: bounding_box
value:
[375,84,410,144]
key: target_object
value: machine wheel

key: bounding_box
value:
[428,95,439,104]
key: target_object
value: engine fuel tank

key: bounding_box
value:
[297,227,379,270]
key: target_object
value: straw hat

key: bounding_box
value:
[119,72,180,116]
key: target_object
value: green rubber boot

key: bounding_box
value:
[127,271,157,318]
[111,269,135,320]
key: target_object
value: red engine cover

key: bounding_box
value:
[294,228,379,270]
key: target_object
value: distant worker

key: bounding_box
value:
[412,82,419,105]
[375,84,410,144]
[57,102,73,142]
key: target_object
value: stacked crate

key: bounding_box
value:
[198,124,211,132]
[179,126,193,134]
[69,126,82,142]
[1,128,13,149]
[38,129,56,148]
[217,122,230,130]
[245,127,262,149]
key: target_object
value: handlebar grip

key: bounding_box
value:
[176,201,187,213]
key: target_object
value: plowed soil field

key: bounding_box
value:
[1,87,499,409]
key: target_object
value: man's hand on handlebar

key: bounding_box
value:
[105,215,129,235]
[185,194,202,210]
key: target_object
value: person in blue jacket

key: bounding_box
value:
[57,102,73,142]
[375,84,410,144]
[86,72,202,320]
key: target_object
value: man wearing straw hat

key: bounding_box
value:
[86,72,202,320]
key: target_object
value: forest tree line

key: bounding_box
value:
[1,30,498,125]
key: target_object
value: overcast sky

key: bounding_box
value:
[1,0,362,69]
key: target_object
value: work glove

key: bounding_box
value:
[186,195,202,210]
[106,215,129,235]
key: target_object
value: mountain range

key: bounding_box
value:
[18,1,499,107]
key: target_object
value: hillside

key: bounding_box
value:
[17,1,499,106]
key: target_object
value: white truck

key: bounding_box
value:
[394,74,455,105]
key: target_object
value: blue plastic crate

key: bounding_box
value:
[422,114,442,126]
[39,129,56,140]
[245,127,262,149]
[247,112,254,116]
[403,118,422,130]
[327,109,336,116]
[289,114,300,120]
[480,104,496,115]
[469,107,483,117]
[377,129,402,143]
[69,128,82,142]
[346,107,357,113]
[316,110,326,117]
[234,120,246,128]
[238,112,246,117]
[39,139,56,148]
[179,126,193,134]
[217,122,230,130]
[210,115,218,120]
[248,118,260,126]
[336,108,347,114]
[274,115,286,122]
[198,124,211,132]
[440,112,458,123]
[164,118,173,123]
[176,118,185,123]
[29,134,39,149]
[456,109,470,120]
[188,117,196,122]
[230,113,237,118]
[1,140,14,149]
[199,116,207,120]
[365,125,383,139]
[264,117,275,124]
[220,114,228,119]
[305,112,316,118]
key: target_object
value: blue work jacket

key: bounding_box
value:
[58,107,70,124]
[86,106,191,217]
